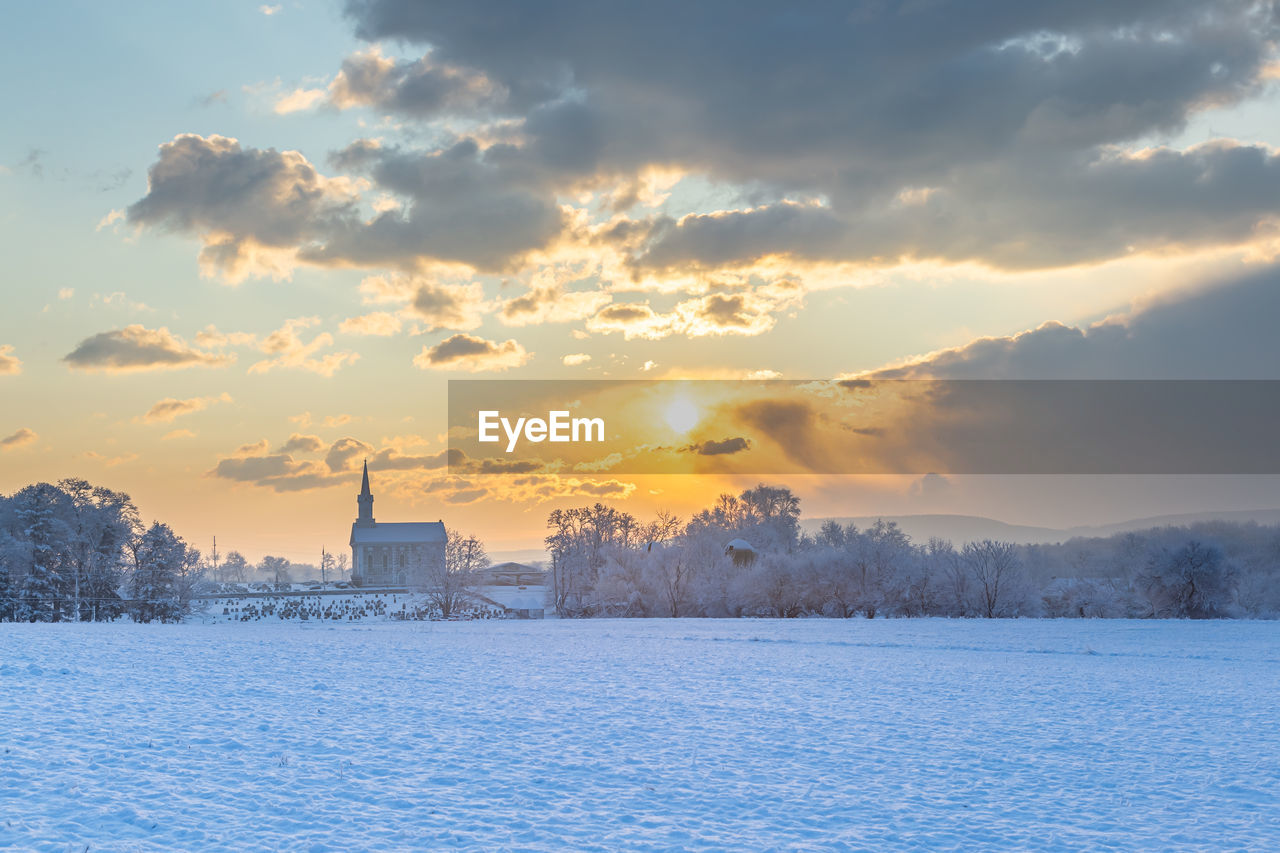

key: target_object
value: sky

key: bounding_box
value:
[4,1,1280,563]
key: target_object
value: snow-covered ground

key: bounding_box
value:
[1,619,1277,851]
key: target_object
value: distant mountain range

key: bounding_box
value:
[801,509,1280,546]
[500,509,1280,561]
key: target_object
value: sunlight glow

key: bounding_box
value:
[663,396,700,434]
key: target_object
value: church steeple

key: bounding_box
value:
[356,460,375,526]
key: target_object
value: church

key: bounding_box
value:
[349,461,447,588]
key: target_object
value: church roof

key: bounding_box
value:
[350,521,446,544]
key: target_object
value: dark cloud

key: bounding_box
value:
[413,333,530,372]
[327,49,506,117]
[867,266,1280,379]
[733,398,830,470]
[333,1,1280,272]
[682,436,751,456]
[369,447,458,470]
[127,135,359,280]
[128,2,1280,289]
[64,325,232,372]
[629,143,1280,271]
[127,134,564,279]
[208,453,307,482]
[410,281,486,330]
[316,139,566,272]
[476,458,544,474]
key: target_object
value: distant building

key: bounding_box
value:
[349,461,446,588]
[724,538,757,567]
[474,561,547,619]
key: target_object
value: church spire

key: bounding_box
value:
[356,459,375,526]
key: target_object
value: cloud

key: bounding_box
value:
[681,436,751,456]
[562,353,591,366]
[733,398,829,471]
[83,451,138,468]
[0,428,37,451]
[210,452,310,482]
[370,446,458,471]
[324,47,505,118]
[409,280,488,330]
[127,132,572,280]
[339,311,403,336]
[317,138,567,271]
[207,432,459,493]
[95,209,125,231]
[501,283,612,326]
[325,436,374,472]
[585,281,801,340]
[195,325,257,349]
[126,134,362,282]
[280,433,325,453]
[63,325,232,372]
[355,274,489,331]
[139,392,232,424]
[274,88,326,114]
[249,318,360,377]
[909,472,952,499]
[585,302,675,340]
[625,144,1280,272]
[163,429,197,440]
[333,1,1280,273]
[413,333,531,372]
[863,265,1280,379]
[259,4,281,15]
[0,345,21,375]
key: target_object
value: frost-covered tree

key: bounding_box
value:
[128,522,201,623]
[13,484,69,622]
[58,479,137,621]
[1138,540,1237,618]
[258,555,292,590]
[220,551,250,583]
[0,541,15,622]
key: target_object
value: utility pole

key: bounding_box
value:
[321,547,327,585]
[211,535,220,582]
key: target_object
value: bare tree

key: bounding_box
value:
[421,531,488,618]
[963,540,1022,618]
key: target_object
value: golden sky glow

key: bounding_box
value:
[5,2,1280,561]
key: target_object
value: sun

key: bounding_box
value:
[663,396,700,434]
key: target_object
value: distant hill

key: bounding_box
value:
[488,548,549,566]
[802,509,1280,546]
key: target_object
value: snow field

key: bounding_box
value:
[0,619,1277,851]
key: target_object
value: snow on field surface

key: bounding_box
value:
[1,620,1277,852]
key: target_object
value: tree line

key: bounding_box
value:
[0,480,201,623]
[0,479,347,623]
[546,485,1280,619]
